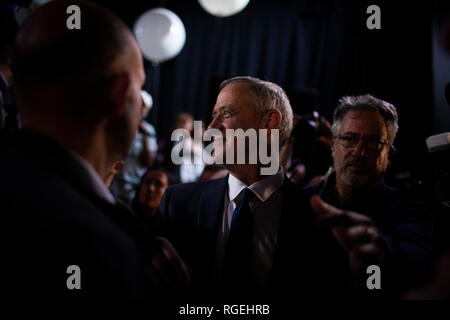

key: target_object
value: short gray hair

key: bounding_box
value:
[331,94,399,146]
[220,76,293,147]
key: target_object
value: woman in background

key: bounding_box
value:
[132,169,176,229]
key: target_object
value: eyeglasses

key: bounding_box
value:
[336,134,388,152]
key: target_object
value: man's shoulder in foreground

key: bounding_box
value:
[3,130,147,299]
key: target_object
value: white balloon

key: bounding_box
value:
[198,0,250,17]
[14,0,53,26]
[134,8,186,64]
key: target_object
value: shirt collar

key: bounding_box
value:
[228,167,284,203]
[68,151,116,204]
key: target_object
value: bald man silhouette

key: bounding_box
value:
[3,0,189,301]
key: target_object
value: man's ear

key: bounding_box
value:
[264,109,282,132]
[107,72,130,116]
[331,138,336,158]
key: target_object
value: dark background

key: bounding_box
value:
[2,0,450,189]
[100,0,450,189]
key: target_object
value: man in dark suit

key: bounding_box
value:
[3,0,188,301]
[155,76,347,301]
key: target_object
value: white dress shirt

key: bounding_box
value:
[213,167,284,289]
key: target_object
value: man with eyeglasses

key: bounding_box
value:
[305,94,433,297]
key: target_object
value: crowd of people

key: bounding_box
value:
[2,0,450,305]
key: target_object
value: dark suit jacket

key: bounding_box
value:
[2,129,154,301]
[154,174,351,301]
[304,173,434,296]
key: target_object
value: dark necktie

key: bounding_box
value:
[223,187,255,291]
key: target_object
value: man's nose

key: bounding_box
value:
[352,139,368,157]
[208,116,220,130]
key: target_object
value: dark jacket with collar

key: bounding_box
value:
[154,173,353,301]
[303,172,434,295]
[2,129,154,301]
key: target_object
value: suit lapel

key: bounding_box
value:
[192,176,228,282]
[197,176,228,234]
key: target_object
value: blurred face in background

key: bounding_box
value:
[138,170,169,215]
[174,113,194,136]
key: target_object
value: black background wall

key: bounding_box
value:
[97,0,442,187]
[2,0,449,188]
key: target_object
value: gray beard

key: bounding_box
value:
[340,170,372,191]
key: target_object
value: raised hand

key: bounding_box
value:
[310,195,385,275]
